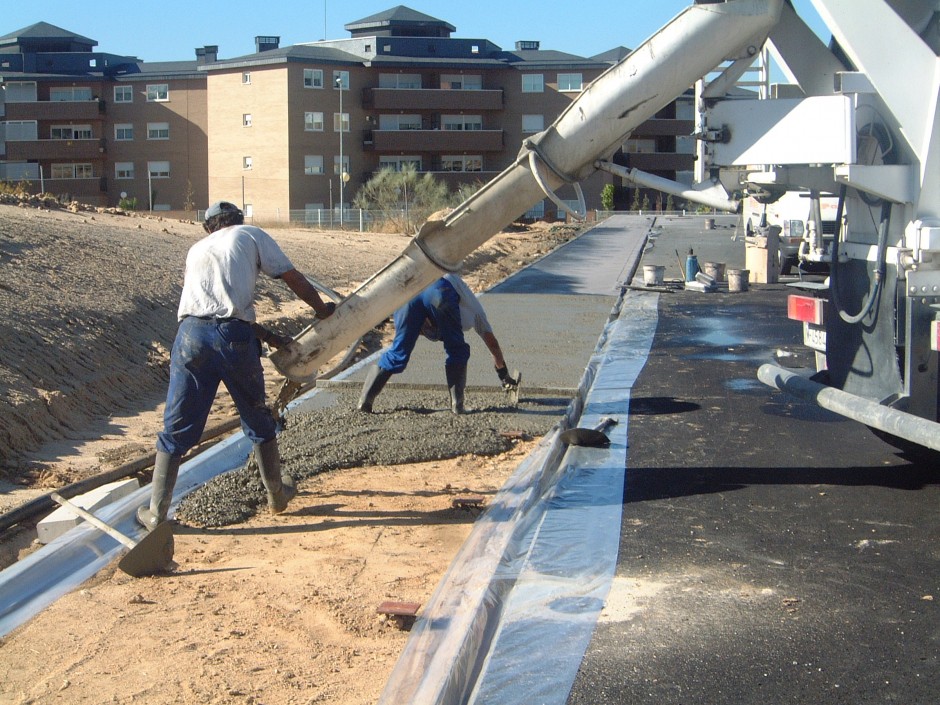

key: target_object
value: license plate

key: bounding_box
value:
[803,322,826,352]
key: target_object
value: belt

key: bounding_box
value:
[187,315,243,323]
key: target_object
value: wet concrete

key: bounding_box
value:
[176,389,568,527]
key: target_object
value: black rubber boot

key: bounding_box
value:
[357,365,393,413]
[256,438,296,514]
[446,363,467,415]
[136,451,181,532]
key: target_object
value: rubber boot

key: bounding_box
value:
[136,451,181,532]
[256,438,296,514]
[357,364,393,413]
[445,363,467,415]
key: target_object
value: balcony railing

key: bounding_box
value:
[363,88,503,111]
[4,100,105,121]
[4,138,107,160]
[365,129,503,152]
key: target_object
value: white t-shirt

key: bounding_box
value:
[444,273,493,336]
[177,224,294,322]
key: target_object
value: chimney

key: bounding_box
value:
[196,45,219,64]
[515,40,540,51]
[255,36,280,53]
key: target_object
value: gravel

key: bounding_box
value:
[175,389,568,526]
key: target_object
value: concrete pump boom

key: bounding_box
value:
[270,0,784,382]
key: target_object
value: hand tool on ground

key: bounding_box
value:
[506,369,521,406]
[50,492,174,577]
[560,417,617,447]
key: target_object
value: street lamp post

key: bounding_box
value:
[336,75,344,227]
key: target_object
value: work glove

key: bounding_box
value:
[316,301,337,319]
[252,324,292,349]
[495,365,518,389]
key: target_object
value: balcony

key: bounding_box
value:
[366,129,503,153]
[363,88,503,112]
[4,100,105,121]
[5,138,107,161]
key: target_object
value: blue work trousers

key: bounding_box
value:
[157,317,276,456]
[379,278,470,374]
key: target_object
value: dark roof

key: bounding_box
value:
[203,44,366,71]
[498,48,607,70]
[345,5,455,34]
[0,21,96,48]
[592,46,633,64]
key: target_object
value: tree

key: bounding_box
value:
[601,183,616,211]
[631,187,641,211]
[353,164,450,233]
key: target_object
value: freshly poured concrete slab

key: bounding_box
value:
[327,215,652,395]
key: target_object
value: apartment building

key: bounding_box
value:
[0,8,694,219]
[0,21,209,210]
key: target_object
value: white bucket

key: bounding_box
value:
[703,261,725,282]
[643,264,665,286]
[727,268,750,292]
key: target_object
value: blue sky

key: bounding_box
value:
[4,1,829,65]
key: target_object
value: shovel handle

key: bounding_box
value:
[594,417,617,433]
[50,492,137,550]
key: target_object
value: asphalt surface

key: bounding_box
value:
[566,219,940,705]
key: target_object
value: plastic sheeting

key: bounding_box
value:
[377,292,658,705]
[0,433,253,637]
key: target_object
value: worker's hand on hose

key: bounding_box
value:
[316,301,337,320]
[496,365,519,389]
[266,331,294,349]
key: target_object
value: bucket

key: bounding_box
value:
[703,261,726,282]
[727,268,750,292]
[643,264,665,286]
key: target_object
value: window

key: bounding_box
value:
[442,155,482,172]
[440,74,482,90]
[442,115,482,131]
[243,114,252,127]
[114,124,134,141]
[522,74,544,93]
[333,155,350,176]
[379,156,421,172]
[378,73,421,89]
[304,111,324,131]
[243,156,253,170]
[51,125,92,139]
[146,84,169,102]
[304,155,324,175]
[244,204,253,218]
[557,73,583,92]
[147,122,170,140]
[303,69,323,88]
[50,163,93,178]
[522,114,544,133]
[50,87,92,101]
[242,72,251,84]
[115,162,135,179]
[379,114,420,130]
[3,81,37,102]
[114,85,133,103]
[625,138,656,154]
[333,71,349,90]
[333,112,350,132]
[525,200,546,219]
[148,161,170,178]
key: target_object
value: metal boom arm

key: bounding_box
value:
[272,0,784,382]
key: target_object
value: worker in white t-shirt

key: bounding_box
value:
[136,201,336,534]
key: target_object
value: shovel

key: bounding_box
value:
[51,492,174,577]
[560,417,617,447]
